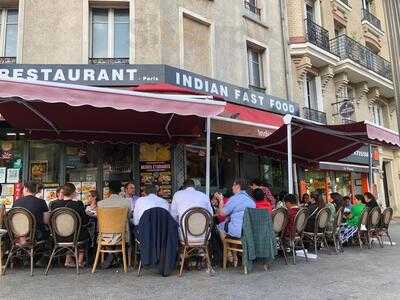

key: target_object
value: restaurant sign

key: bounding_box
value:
[0,64,299,116]
[339,145,379,166]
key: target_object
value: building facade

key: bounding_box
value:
[287,0,400,214]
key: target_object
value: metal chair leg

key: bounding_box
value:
[91,243,102,274]
[300,238,308,262]
[44,247,57,275]
[386,231,393,246]
[30,248,34,276]
[75,247,79,275]
[280,238,288,265]
[137,259,142,277]
[314,236,318,256]
[291,240,296,265]
[2,246,14,275]
[332,234,338,255]
[179,246,187,277]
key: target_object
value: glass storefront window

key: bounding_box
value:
[0,140,23,183]
[333,171,351,197]
[29,142,60,184]
[305,170,327,199]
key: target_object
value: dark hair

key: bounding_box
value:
[330,192,344,208]
[283,193,298,205]
[144,185,158,195]
[250,178,262,186]
[364,192,375,202]
[343,196,351,206]
[355,194,366,204]
[124,182,135,189]
[108,180,122,194]
[252,188,265,202]
[311,192,325,209]
[24,181,38,194]
[182,179,195,189]
[301,193,310,204]
[37,183,44,192]
[56,187,63,195]
[63,183,76,197]
[89,190,99,200]
[233,178,247,190]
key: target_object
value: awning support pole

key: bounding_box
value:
[206,117,211,197]
[368,144,373,191]
[287,122,293,194]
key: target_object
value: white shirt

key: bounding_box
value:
[170,187,213,223]
[133,194,170,225]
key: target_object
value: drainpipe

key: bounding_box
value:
[279,0,294,103]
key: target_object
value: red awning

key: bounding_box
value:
[0,78,226,143]
[236,116,399,165]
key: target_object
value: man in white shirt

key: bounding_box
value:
[133,185,170,226]
[170,179,213,223]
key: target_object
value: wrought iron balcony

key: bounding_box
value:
[330,35,392,80]
[0,57,16,64]
[362,9,382,31]
[244,1,261,18]
[305,18,331,52]
[303,107,327,124]
[89,57,129,64]
[338,0,349,6]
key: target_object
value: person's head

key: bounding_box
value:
[364,192,376,203]
[182,179,195,189]
[355,194,366,204]
[252,188,265,202]
[330,192,344,208]
[23,181,38,196]
[108,180,122,195]
[284,193,298,208]
[143,185,158,196]
[311,192,325,209]
[343,196,351,207]
[36,183,44,193]
[124,182,135,197]
[232,178,247,194]
[56,187,64,200]
[301,193,310,204]
[88,190,99,205]
[62,183,76,199]
[250,178,262,190]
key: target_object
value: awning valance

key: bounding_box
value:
[0,78,226,143]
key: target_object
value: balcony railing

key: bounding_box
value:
[305,18,331,52]
[338,0,349,6]
[89,57,129,64]
[244,1,261,18]
[303,107,327,124]
[0,57,16,64]
[362,9,382,31]
[330,35,392,80]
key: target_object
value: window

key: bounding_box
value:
[0,9,18,58]
[372,103,384,126]
[90,8,129,59]
[244,0,261,17]
[305,74,318,110]
[247,47,264,90]
[362,0,373,12]
[305,2,315,21]
[29,142,61,184]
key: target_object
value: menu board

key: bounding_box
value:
[2,184,15,196]
[6,168,20,183]
[44,188,58,202]
[30,161,48,182]
[0,167,6,183]
[139,144,172,200]
[70,181,96,203]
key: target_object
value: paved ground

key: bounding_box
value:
[1,224,400,300]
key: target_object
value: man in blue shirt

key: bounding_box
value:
[216,178,255,238]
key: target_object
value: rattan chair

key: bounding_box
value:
[304,207,331,256]
[178,207,213,277]
[3,207,44,276]
[0,205,6,276]
[357,208,369,249]
[326,207,344,254]
[271,207,288,264]
[367,207,382,248]
[91,207,128,274]
[45,207,85,275]
[287,208,308,265]
[379,207,394,246]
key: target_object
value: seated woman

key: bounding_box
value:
[326,193,342,229]
[304,192,325,232]
[85,190,99,218]
[252,188,272,213]
[340,194,366,244]
[364,192,379,209]
[50,183,90,268]
[282,194,299,240]
[300,193,310,207]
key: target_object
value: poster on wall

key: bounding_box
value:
[139,144,172,200]
[0,167,6,183]
[1,184,14,196]
[30,161,48,182]
[6,168,19,183]
[44,188,58,202]
[0,195,14,209]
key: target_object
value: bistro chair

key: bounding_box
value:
[326,207,344,254]
[223,236,245,273]
[3,207,45,276]
[178,207,213,277]
[287,208,308,265]
[45,207,85,275]
[0,205,6,276]
[91,207,128,274]
[379,207,394,246]
[367,207,382,248]
[357,208,369,249]
[303,207,331,256]
[271,207,289,264]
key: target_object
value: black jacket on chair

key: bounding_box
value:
[137,207,179,277]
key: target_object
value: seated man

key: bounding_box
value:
[12,181,50,241]
[282,194,299,240]
[133,185,170,226]
[170,179,213,223]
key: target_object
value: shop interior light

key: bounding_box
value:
[217,136,222,140]
[6,132,17,136]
